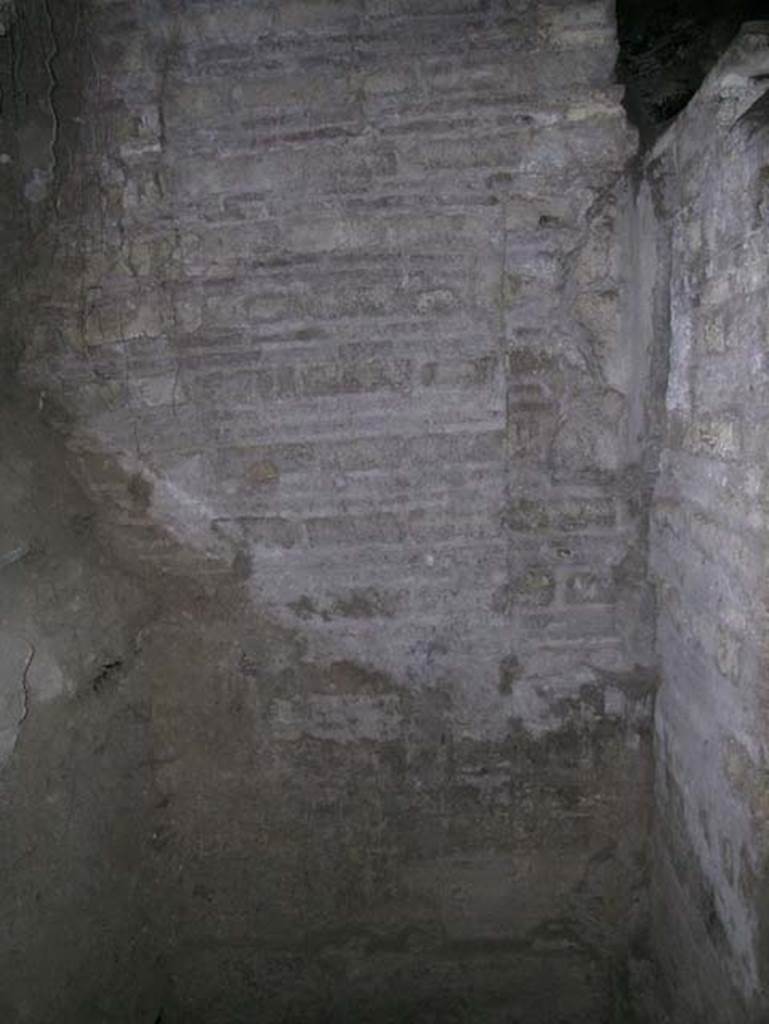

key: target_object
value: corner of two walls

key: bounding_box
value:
[13,2,769,1021]
[631,21,769,1023]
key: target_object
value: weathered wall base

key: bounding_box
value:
[0,396,161,1023]
[0,397,655,1024]
[142,598,654,1023]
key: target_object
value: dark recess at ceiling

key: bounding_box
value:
[616,0,768,140]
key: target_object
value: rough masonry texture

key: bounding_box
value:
[638,24,769,1023]
[1,1,768,1022]
[19,0,648,742]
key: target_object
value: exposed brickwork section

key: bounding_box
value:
[18,0,645,736]
[3,2,659,1020]
[641,24,769,1024]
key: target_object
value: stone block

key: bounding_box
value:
[225,516,303,550]
[176,6,274,50]
[316,436,405,472]
[84,291,165,346]
[506,392,557,461]
[277,0,362,33]
[365,0,486,17]
[300,358,412,397]
[288,587,405,621]
[507,348,559,376]
[573,289,620,350]
[701,312,729,354]
[271,694,402,744]
[128,373,181,408]
[493,568,556,612]
[502,496,616,533]
[306,513,405,547]
[683,416,742,459]
[521,606,617,641]
[563,571,616,606]
[715,624,743,686]
[180,223,280,278]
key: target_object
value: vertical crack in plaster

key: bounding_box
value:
[42,0,59,188]
[18,639,35,726]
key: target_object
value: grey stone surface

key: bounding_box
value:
[0,1,658,1019]
[17,0,648,742]
[10,4,769,1024]
[637,22,769,1024]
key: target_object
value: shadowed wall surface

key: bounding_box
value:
[1,2,768,1022]
[637,24,769,1023]
[0,2,656,1021]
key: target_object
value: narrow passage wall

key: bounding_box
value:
[639,22,769,1024]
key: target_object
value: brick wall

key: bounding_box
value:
[7,2,658,1019]
[643,23,769,1023]
[21,1,648,739]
